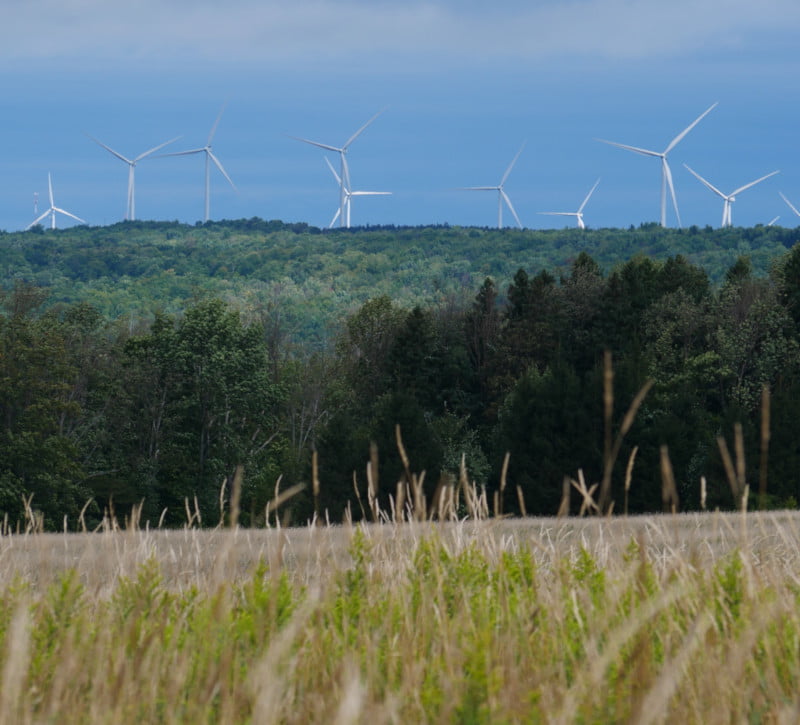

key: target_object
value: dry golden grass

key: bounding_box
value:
[3,510,799,591]
[0,510,799,723]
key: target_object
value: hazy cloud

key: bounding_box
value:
[4,0,799,67]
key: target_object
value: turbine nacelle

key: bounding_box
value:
[291,109,386,229]
[25,173,85,230]
[323,156,391,228]
[684,164,779,227]
[538,178,600,230]
[88,134,180,220]
[157,104,235,222]
[460,142,525,229]
[596,102,718,227]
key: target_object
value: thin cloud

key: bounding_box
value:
[3,0,799,66]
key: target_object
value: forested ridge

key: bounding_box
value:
[4,219,799,344]
[2,219,800,528]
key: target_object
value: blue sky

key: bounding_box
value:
[3,0,800,232]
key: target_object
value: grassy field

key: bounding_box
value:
[1,512,799,723]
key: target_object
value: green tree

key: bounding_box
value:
[117,300,285,525]
[494,361,600,515]
[338,296,405,403]
[0,289,91,526]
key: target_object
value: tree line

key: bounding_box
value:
[3,245,800,528]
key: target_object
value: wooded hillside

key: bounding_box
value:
[2,220,800,528]
[4,220,798,344]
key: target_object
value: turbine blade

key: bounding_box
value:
[324,156,342,186]
[288,135,343,154]
[87,134,132,164]
[780,192,800,217]
[207,102,227,146]
[340,154,353,194]
[53,207,86,224]
[135,136,182,162]
[329,207,340,228]
[664,101,718,154]
[343,108,385,149]
[208,151,237,190]
[538,212,577,216]
[596,138,661,158]
[501,190,522,228]
[48,173,54,207]
[460,186,499,191]
[683,164,726,199]
[664,160,682,228]
[500,142,526,185]
[26,209,52,230]
[578,178,601,213]
[349,191,392,196]
[156,148,205,158]
[731,170,780,197]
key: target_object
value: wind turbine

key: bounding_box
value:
[596,102,718,228]
[323,157,391,228]
[159,105,235,222]
[538,178,600,229]
[684,164,780,228]
[88,134,180,221]
[460,142,525,229]
[779,192,800,219]
[26,173,85,230]
[290,109,384,228]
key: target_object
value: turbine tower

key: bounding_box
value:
[779,192,800,219]
[460,142,525,229]
[290,109,384,228]
[324,157,391,228]
[597,102,718,228]
[88,134,179,221]
[538,178,600,229]
[160,104,235,222]
[26,173,85,230]
[684,164,779,228]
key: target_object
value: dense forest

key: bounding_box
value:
[2,220,800,528]
[4,219,798,345]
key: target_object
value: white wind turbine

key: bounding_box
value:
[88,134,180,221]
[779,192,800,219]
[323,157,391,228]
[290,109,385,229]
[159,105,235,222]
[26,173,85,230]
[538,178,601,229]
[461,142,525,229]
[597,102,718,228]
[684,165,779,228]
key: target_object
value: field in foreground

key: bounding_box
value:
[1,513,799,723]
